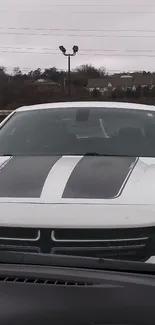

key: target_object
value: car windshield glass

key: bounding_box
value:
[0,106,155,156]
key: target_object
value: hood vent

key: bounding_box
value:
[0,276,97,286]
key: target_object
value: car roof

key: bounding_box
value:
[16,101,155,112]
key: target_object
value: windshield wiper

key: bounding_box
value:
[84,152,129,157]
[84,152,102,156]
[0,251,155,274]
[0,154,13,156]
[84,152,139,157]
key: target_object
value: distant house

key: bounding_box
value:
[111,75,133,90]
[87,78,112,93]
[28,78,60,92]
[87,76,132,93]
[87,75,155,94]
[132,76,155,89]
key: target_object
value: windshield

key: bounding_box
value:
[0,106,155,157]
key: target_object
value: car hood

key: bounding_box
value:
[0,155,154,205]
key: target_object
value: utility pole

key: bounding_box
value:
[68,55,71,97]
[59,45,79,97]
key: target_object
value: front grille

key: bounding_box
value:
[0,227,154,262]
[0,227,40,241]
[0,245,40,253]
[51,228,149,242]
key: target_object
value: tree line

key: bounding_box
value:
[0,65,155,109]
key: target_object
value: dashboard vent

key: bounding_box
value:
[0,276,97,286]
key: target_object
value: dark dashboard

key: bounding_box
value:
[0,254,154,325]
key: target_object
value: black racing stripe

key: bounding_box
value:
[0,156,61,198]
[62,156,137,199]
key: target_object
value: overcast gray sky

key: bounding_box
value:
[0,0,155,73]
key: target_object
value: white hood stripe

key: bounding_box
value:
[40,155,83,201]
[0,156,12,169]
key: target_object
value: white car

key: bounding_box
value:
[0,101,155,263]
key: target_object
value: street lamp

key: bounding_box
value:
[59,45,79,97]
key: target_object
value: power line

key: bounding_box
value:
[6,68,153,72]
[4,66,155,73]
[2,46,155,53]
[1,27,155,33]
[108,69,148,72]
[2,4,155,6]
[4,65,155,74]
[2,49,155,57]
[0,50,61,55]
[1,4,155,8]
[2,31,155,38]
[0,9,155,14]
[73,11,155,14]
